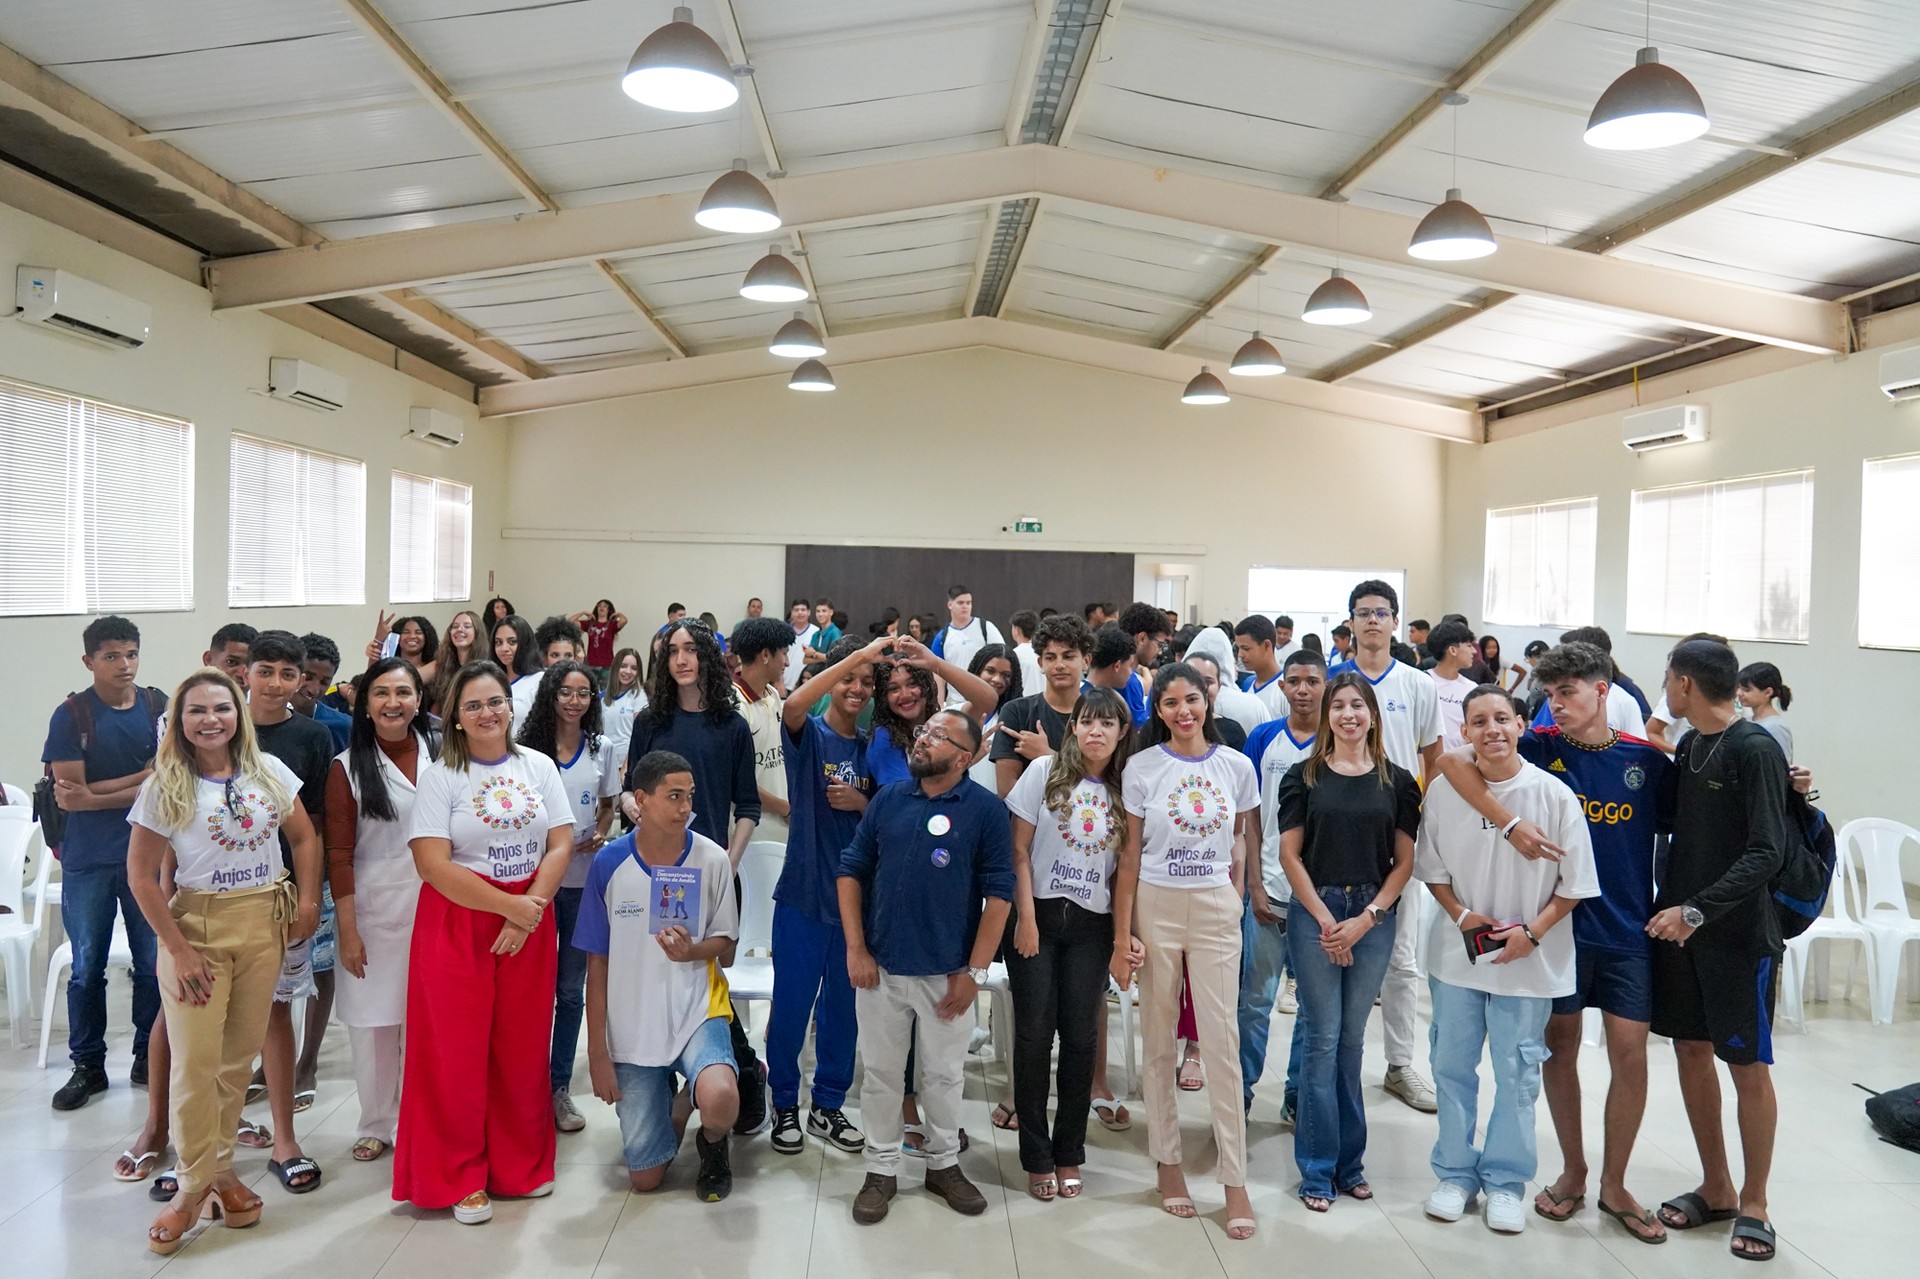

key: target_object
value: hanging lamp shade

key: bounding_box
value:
[741,247,808,302]
[769,313,825,358]
[788,358,835,391]
[1408,188,1496,260]
[1180,366,1230,405]
[1584,47,1709,150]
[621,7,739,113]
[696,160,780,234]
[1228,333,1285,377]
[1301,269,1372,325]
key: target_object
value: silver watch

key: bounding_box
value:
[966,965,990,985]
[1681,904,1705,929]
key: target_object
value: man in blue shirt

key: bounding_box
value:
[766,636,878,1158]
[41,615,166,1112]
[838,706,1013,1225]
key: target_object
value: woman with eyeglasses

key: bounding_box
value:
[396,661,576,1226]
[517,660,618,1136]
[126,668,320,1253]
[326,657,437,1164]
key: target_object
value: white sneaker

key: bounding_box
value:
[1276,976,1298,1015]
[553,1087,586,1133]
[967,1025,991,1056]
[1485,1191,1527,1234]
[1384,1066,1438,1113]
[1425,1182,1473,1222]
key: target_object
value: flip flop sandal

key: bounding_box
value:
[114,1149,162,1182]
[235,1118,273,1149]
[149,1169,180,1203]
[991,1102,1019,1131]
[268,1156,323,1194]
[1091,1100,1132,1132]
[1598,1199,1669,1244]
[1027,1176,1058,1202]
[1730,1216,1777,1261]
[244,1082,267,1106]
[1535,1186,1586,1221]
[1660,1191,1739,1231]
[292,1089,317,1113]
[351,1138,389,1162]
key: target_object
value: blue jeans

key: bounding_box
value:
[1237,891,1290,1106]
[1288,885,1396,1199]
[1428,977,1552,1199]
[550,886,587,1091]
[765,905,858,1111]
[61,863,159,1069]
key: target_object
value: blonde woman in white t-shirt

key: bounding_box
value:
[128,668,320,1254]
[1112,662,1261,1240]
[1006,686,1135,1202]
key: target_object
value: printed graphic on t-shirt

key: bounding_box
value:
[204,787,283,887]
[1162,772,1230,877]
[1040,786,1115,904]
[470,774,541,831]
[824,758,870,791]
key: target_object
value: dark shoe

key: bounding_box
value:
[924,1164,988,1216]
[130,1056,149,1088]
[694,1130,732,1202]
[770,1106,804,1155]
[807,1106,865,1154]
[852,1173,897,1224]
[733,1060,767,1136]
[51,1065,108,1111]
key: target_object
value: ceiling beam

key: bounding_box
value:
[478,315,1478,440]
[1158,244,1280,349]
[1318,0,1568,199]
[208,145,1847,356]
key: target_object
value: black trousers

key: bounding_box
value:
[1005,897,1114,1173]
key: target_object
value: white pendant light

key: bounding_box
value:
[1181,366,1230,405]
[696,160,780,234]
[741,246,808,302]
[1229,332,1285,376]
[1409,98,1496,261]
[621,7,740,113]
[1302,268,1372,325]
[788,358,835,392]
[1585,47,1708,150]
[769,312,825,358]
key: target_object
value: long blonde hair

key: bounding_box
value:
[1042,687,1133,842]
[1301,672,1392,788]
[146,668,292,832]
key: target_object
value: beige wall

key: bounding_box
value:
[1441,337,1920,877]
[0,199,503,790]
[495,346,1452,638]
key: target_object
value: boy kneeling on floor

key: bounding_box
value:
[577,749,741,1201]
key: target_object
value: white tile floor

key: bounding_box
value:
[2,972,1917,1279]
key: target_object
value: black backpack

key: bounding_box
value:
[1865,1083,1920,1154]
[33,686,168,855]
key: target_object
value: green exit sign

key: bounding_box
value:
[1014,518,1042,533]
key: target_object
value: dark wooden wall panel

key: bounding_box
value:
[783,545,1135,639]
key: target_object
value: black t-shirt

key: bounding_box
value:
[988,694,1074,761]
[623,706,761,847]
[1216,718,1248,752]
[1658,720,1790,955]
[1277,760,1422,887]
[255,713,334,866]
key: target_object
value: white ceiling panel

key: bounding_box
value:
[0,0,352,67]
[733,0,1027,46]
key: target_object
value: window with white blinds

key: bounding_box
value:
[1482,497,1597,627]
[0,376,193,617]
[227,434,365,608]
[1627,469,1814,643]
[389,472,472,604]
[1859,454,1920,650]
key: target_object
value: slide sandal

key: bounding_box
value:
[149,1169,180,1203]
[268,1156,323,1194]
[1160,1195,1197,1219]
[1226,1217,1256,1241]
[1660,1191,1738,1231]
[1730,1216,1777,1262]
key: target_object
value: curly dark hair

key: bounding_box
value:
[643,620,737,726]
[396,615,439,664]
[870,656,939,744]
[1031,611,1093,657]
[516,659,605,761]
[730,617,800,665]
[968,643,1024,712]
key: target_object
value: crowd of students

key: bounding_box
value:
[28,580,1808,1260]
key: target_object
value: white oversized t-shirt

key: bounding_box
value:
[556,736,623,889]
[411,749,574,884]
[1123,744,1259,892]
[128,757,305,892]
[1329,657,1441,781]
[1006,757,1120,915]
[1414,762,1600,999]
[1431,669,1478,751]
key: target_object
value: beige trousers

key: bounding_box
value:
[1136,880,1247,1186]
[158,878,291,1194]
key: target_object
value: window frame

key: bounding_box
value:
[1858,451,1920,652]
[1481,495,1598,629]
[226,431,367,609]
[388,470,473,605]
[1625,467,1815,644]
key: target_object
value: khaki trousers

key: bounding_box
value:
[158,878,291,1194]
[1136,880,1247,1186]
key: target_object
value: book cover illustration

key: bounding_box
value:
[648,865,701,935]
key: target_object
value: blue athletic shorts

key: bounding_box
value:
[1551,946,1653,1022]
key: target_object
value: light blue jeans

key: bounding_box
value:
[1236,890,1290,1108]
[1289,886,1396,1200]
[1428,976,1552,1200]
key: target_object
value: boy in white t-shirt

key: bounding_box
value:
[1426,620,1482,752]
[577,750,741,1202]
[1414,687,1598,1235]
[728,618,794,841]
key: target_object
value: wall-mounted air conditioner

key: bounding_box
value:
[1622,404,1708,452]
[1878,347,1920,402]
[268,357,347,412]
[407,406,464,448]
[14,266,151,349]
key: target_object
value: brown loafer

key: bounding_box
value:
[924,1165,987,1215]
[852,1173,896,1225]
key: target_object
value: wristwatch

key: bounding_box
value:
[1365,904,1388,925]
[1681,904,1706,929]
[966,965,990,985]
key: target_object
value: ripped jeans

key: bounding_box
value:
[1428,977,1552,1200]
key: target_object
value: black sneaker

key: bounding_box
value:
[694,1129,732,1202]
[130,1057,149,1088]
[807,1106,866,1154]
[770,1106,804,1155]
[51,1065,108,1112]
[732,1060,767,1136]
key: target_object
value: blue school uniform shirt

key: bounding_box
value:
[1519,726,1672,954]
[1082,677,1149,728]
[837,776,1015,977]
[40,688,165,871]
[868,725,912,787]
[775,715,873,926]
[312,701,352,753]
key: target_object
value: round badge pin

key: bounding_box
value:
[927,814,951,836]
[930,847,952,868]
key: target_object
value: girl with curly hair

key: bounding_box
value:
[865,636,1001,787]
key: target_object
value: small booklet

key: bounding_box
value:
[649,866,701,934]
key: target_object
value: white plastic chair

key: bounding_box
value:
[39,911,135,1068]
[1842,819,1920,1025]
[1780,838,1877,1029]
[726,841,783,1034]
[0,810,51,1048]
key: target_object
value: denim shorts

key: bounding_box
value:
[1551,946,1653,1022]
[614,1016,737,1171]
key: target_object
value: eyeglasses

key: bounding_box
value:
[555,689,596,704]
[1351,607,1395,622]
[459,696,510,715]
[912,723,973,750]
